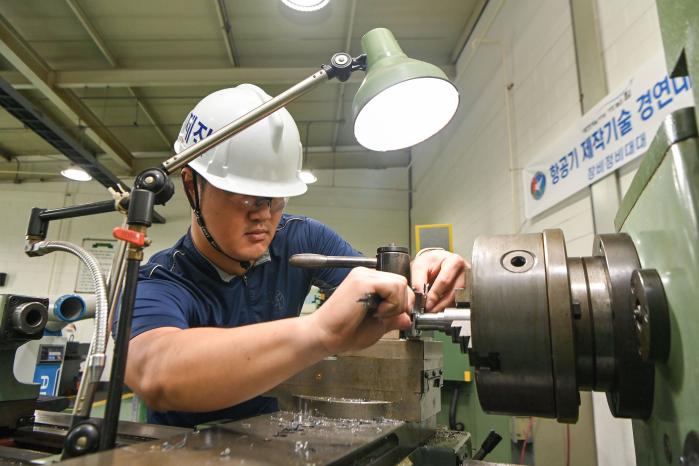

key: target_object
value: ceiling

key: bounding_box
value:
[0,0,483,184]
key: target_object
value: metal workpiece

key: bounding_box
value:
[412,286,470,328]
[467,229,669,423]
[413,307,471,353]
[414,308,471,331]
[270,338,443,423]
[407,284,471,343]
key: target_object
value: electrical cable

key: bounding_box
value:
[448,384,465,431]
[519,417,535,465]
[565,424,571,466]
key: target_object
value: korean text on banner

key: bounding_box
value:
[523,55,693,219]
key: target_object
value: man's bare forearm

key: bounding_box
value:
[126,315,328,412]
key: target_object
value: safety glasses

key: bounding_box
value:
[228,194,288,213]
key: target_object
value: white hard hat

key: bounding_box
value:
[174,84,307,198]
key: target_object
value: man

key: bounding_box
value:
[123,85,466,427]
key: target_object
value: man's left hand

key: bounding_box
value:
[411,249,469,312]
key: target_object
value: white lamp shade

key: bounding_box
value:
[354,77,459,151]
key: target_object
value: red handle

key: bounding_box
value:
[112,227,145,247]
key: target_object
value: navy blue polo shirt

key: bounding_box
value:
[125,214,360,427]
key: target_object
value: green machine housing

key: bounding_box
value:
[0,294,49,429]
[435,2,699,463]
[620,0,699,462]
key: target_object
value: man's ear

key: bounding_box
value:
[180,167,194,190]
[181,167,197,205]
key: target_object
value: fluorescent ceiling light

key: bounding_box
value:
[61,165,92,181]
[298,170,317,184]
[280,0,329,12]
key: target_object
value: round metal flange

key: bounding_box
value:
[10,301,48,336]
[542,229,579,422]
[471,233,557,418]
[568,258,595,390]
[594,233,654,419]
[631,269,671,363]
[681,431,699,466]
[582,257,616,391]
[501,250,536,273]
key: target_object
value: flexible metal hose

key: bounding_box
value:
[30,240,108,416]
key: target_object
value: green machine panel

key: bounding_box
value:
[436,333,512,463]
[615,107,699,465]
[620,0,699,462]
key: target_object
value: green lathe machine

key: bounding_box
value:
[0,1,697,464]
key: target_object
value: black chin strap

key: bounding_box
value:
[182,170,251,271]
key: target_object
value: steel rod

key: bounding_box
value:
[161,69,331,174]
[289,253,377,269]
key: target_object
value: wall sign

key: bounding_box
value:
[523,55,693,219]
[74,238,118,293]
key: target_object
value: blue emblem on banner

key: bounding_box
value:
[530,171,546,200]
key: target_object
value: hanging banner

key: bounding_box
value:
[523,55,693,219]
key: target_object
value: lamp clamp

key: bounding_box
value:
[134,167,175,206]
[322,53,367,82]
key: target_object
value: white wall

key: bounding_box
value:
[412,0,591,260]
[288,167,410,255]
[1,167,408,345]
[1,167,407,293]
[592,2,663,466]
[0,179,190,298]
[410,0,665,465]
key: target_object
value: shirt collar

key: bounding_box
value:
[183,230,271,283]
[203,250,271,283]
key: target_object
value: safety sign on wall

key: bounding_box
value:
[74,238,118,293]
[522,54,694,219]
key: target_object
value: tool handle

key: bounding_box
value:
[289,254,377,269]
[357,293,382,314]
[472,430,503,461]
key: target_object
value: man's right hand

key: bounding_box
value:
[308,267,414,354]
